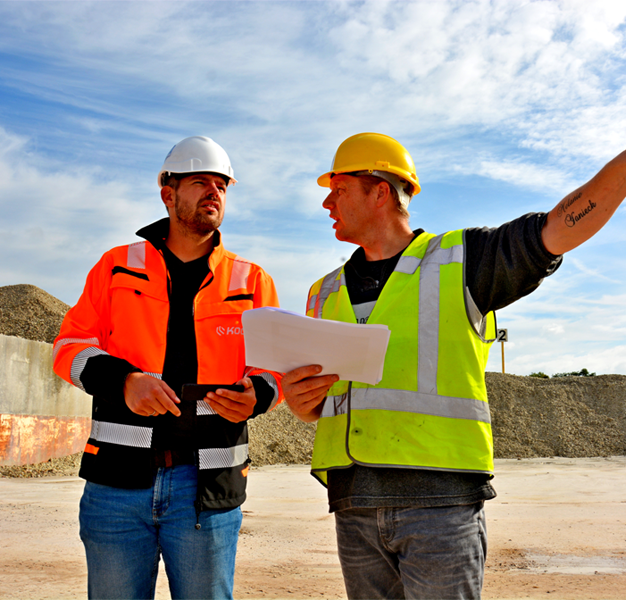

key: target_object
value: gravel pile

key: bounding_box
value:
[0,284,69,344]
[0,453,82,478]
[1,284,624,478]
[487,371,626,458]
[248,403,317,465]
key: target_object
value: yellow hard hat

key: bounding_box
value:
[317,132,421,197]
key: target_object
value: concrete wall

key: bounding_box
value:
[0,334,91,466]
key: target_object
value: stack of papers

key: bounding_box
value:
[242,307,391,385]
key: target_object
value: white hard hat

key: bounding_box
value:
[158,136,237,188]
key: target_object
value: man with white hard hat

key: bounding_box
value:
[282,132,626,599]
[54,136,283,600]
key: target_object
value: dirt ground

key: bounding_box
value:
[1,457,625,600]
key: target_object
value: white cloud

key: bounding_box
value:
[0,127,160,302]
[569,257,622,283]
[487,272,626,376]
[472,159,572,194]
[326,0,626,163]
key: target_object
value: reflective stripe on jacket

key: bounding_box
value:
[53,219,281,507]
[307,230,496,485]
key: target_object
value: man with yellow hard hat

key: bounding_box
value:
[282,132,626,599]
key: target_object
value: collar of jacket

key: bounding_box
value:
[135,218,226,269]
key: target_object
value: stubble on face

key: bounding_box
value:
[173,189,224,238]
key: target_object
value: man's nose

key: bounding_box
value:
[322,192,334,209]
[204,183,221,196]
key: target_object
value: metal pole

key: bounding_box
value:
[501,341,505,374]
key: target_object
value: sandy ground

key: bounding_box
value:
[0,457,624,600]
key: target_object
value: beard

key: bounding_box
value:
[173,195,224,237]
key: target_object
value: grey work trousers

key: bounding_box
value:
[334,502,487,600]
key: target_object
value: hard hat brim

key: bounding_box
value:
[317,167,420,196]
[158,170,237,189]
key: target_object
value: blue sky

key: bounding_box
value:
[1,0,625,376]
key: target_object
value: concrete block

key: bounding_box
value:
[0,334,92,466]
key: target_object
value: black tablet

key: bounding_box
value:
[181,384,245,402]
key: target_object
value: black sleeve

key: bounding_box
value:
[80,354,142,402]
[249,375,275,418]
[465,212,563,315]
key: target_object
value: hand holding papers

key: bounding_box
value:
[242,307,390,385]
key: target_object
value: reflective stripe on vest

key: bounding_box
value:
[310,266,343,319]
[417,235,464,395]
[89,420,153,448]
[198,444,248,470]
[322,387,491,423]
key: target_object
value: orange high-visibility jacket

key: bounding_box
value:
[53,219,281,508]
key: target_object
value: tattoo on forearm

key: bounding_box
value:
[557,191,597,228]
[564,199,597,228]
[557,192,581,217]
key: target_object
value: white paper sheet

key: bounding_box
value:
[242,307,390,385]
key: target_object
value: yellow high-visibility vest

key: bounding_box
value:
[307,230,496,485]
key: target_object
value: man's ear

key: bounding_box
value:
[375,181,392,208]
[161,186,174,211]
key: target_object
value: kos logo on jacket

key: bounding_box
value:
[216,325,244,336]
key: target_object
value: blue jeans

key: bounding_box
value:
[334,503,487,600]
[79,464,242,600]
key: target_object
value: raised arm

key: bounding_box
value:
[542,150,626,255]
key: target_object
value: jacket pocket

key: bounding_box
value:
[193,300,253,384]
[108,277,169,371]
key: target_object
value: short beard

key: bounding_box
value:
[173,196,223,237]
